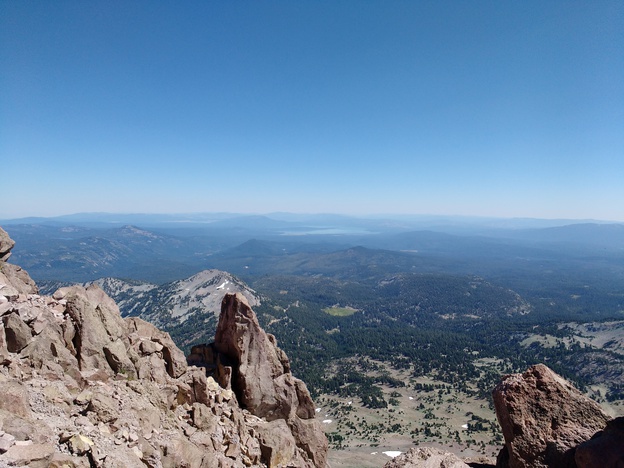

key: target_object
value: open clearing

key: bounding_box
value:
[320,358,503,467]
[321,335,624,467]
[323,306,359,317]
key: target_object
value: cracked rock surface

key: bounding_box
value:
[0,227,328,468]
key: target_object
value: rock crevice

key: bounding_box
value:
[190,292,328,468]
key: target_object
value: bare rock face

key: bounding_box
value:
[492,364,611,468]
[383,447,470,467]
[0,264,38,301]
[0,228,15,262]
[213,292,328,467]
[0,227,328,467]
[0,230,37,299]
[575,416,624,468]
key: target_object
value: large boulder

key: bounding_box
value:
[0,381,31,418]
[126,317,187,378]
[2,313,32,352]
[214,292,328,467]
[0,228,37,296]
[254,419,298,468]
[492,364,611,468]
[55,284,131,374]
[575,416,624,468]
[0,262,38,300]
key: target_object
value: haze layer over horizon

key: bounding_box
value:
[1,2,622,221]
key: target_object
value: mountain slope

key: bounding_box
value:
[0,227,327,468]
[4,224,212,283]
[91,270,260,348]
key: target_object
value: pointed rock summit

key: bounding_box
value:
[0,227,328,467]
[211,292,328,467]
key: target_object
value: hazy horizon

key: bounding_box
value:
[1,209,622,226]
[2,2,622,221]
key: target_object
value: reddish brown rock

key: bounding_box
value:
[0,228,328,468]
[58,284,131,374]
[254,419,297,468]
[493,364,611,468]
[0,381,31,418]
[0,228,37,300]
[1,263,38,296]
[214,292,328,467]
[575,416,624,468]
[126,317,187,378]
[0,228,15,262]
[2,313,32,352]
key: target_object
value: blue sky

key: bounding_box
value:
[1,1,623,220]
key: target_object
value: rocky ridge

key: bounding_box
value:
[89,269,259,329]
[0,227,327,467]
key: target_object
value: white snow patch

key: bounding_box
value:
[347,401,352,405]
[461,424,469,429]
[408,397,414,400]
[216,281,229,290]
[322,419,332,424]
[371,452,378,455]
[383,451,402,458]
[315,408,321,413]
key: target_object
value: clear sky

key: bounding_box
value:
[1,1,623,220]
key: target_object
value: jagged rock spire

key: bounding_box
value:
[214,292,328,467]
[0,227,327,467]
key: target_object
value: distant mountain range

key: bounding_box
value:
[2,211,621,235]
[3,213,622,285]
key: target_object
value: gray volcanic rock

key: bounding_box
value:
[492,364,611,468]
[383,447,470,467]
[213,292,328,467]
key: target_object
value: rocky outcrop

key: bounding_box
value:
[0,227,327,467]
[492,364,611,468]
[190,292,328,468]
[85,270,261,341]
[383,447,470,467]
[0,228,15,262]
[575,416,624,468]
